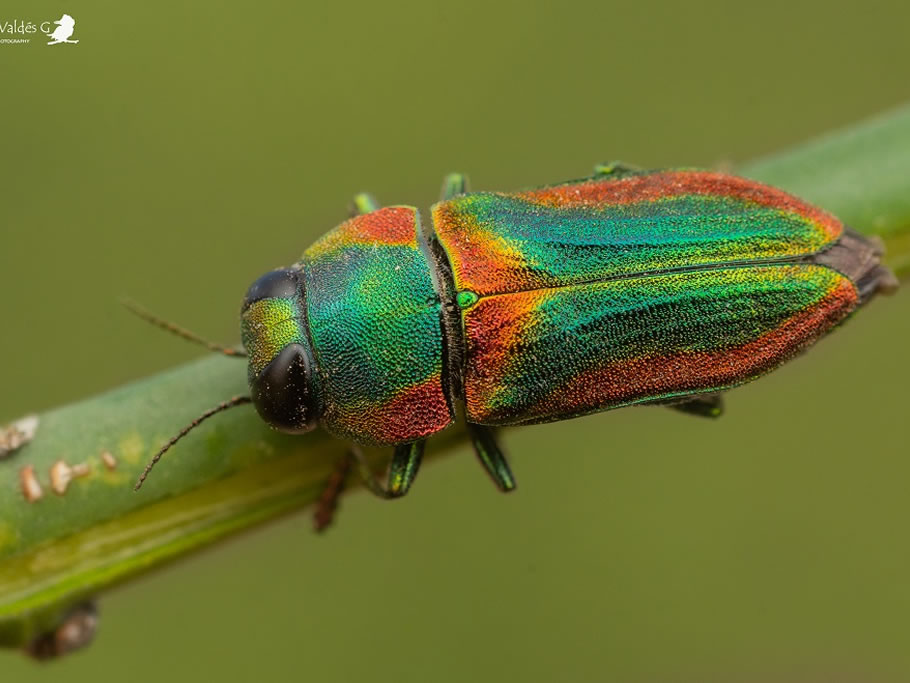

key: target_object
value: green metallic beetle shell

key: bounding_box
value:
[431,170,873,426]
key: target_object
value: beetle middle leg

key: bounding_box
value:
[669,394,725,419]
[467,424,517,492]
[593,161,640,177]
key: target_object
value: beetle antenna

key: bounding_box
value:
[134,395,253,491]
[121,298,247,358]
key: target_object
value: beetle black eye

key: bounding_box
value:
[251,343,319,433]
[242,268,300,312]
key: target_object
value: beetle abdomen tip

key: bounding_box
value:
[815,228,899,301]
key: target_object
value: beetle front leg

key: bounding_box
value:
[314,441,427,529]
[467,424,517,492]
[313,453,354,533]
[440,172,469,200]
[350,441,427,499]
[669,394,725,419]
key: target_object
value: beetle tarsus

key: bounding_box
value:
[669,394,725,419]
[387,441,426,496]
[440,172,469,200]
[467,424,516,492]
[349,192,380,217]
[593,161,639,177]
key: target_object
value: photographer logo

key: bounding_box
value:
[46,14,78,45]
[0,13,79,45]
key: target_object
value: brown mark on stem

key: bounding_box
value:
[101,450,117,470]
[20,465,43,502]
[49,460,91,496]
[0,415,39,459]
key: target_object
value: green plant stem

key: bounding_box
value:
[741,106,910,278]
[2,104,910,652]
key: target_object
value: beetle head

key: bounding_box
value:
[240,267,321,433]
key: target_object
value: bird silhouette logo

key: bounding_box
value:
[46,14,78,45]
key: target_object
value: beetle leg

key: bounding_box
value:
[313,441,425,530]
[386,441,426,496]
[467,424,517,492]
[669,394,725,419]
[593,161,639,177]
[440,173,469,200]
[348,441,426,499]
[348,192,380,217]
[313,453,354,533]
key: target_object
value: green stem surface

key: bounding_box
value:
[3,104,910,651]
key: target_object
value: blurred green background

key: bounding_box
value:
[2,1,909,680]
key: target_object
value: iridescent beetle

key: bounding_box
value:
[133,164,898,523]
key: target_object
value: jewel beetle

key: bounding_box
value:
[133,163,898,519]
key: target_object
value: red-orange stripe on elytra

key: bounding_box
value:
[461,289,550,421]
[465,278,858,424]
[516,171,843,241]
[431,203,526,292]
